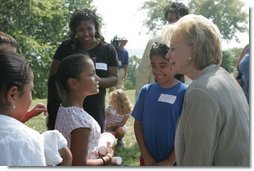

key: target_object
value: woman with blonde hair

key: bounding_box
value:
[163,14,249,166]
[104,89,132,147]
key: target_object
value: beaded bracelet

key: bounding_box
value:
[101,157,106,166]
[106,154,112,163]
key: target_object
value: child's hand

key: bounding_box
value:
[28,103,48,117]
[21,103,47,123]
[105,124,111,130]
[106,143,114,157]
[143,155,156,166]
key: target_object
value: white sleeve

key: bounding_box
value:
[42,130,67,166]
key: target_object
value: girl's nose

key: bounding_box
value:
[165,51,171,61]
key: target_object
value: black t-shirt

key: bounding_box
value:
[52,39,118,129]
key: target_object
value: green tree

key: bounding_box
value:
[141,0,248,42]
[229,47,243,66]
[124,55,141,89]
[0,0,94,98]
[221,50,235,73]
[141,0,172,36]
[189,0,248,41]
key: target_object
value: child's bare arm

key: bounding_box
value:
[58,146,72,166]
[21,103,47,123]
[134,120,156,166]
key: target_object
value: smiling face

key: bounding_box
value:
[76,20,96,47]
[150,54,175,88]
[166,33,193,76]
[164,14,222,79]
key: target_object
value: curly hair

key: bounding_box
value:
[109,89,132,115]
[149,42,169,60]
[164,2,189,20]
[69,8,104,41]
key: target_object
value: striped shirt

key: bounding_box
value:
[104,105,129,131]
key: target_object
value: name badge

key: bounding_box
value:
[96,62,107,71]
[158,94,176,104]
[118,61,122,66]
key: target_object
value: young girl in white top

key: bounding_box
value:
[0,52,72,166]
[105,89,132,147]
[0,31,48,123]
[47,53,114,166]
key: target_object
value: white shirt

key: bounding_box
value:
[0,114,46,166]
[42,130,67,166]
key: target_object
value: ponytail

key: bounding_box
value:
[47,74,60,130]
[47,53,91,130]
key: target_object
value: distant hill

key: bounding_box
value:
[126,48,144,58]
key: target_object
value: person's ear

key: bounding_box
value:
[6,86,18,108]
[67,78,79,89]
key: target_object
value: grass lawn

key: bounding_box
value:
[25,89,140,166]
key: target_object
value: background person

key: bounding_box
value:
[164,14,249,166]
[132,43,188,166]
[135,2,189,100]
[104,89,132,148]
[235,44,249,103]
[110,36,129,91]
[47,8,118,133]
[239,50,249,103]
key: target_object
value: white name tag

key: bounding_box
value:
[96,62,107,71]
[118,61,122,66]
[158,94,176,104]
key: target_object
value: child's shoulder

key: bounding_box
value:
[105,105,117,114]
[178,81,189,89]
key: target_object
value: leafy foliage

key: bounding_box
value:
[141,0,248,42]
[124,55,141,90]
[141,0,172,36]
[189,0,248,41]
[221,50,235,73]
[0,0,94,98]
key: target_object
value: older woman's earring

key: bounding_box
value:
[188,57,192,61]
[13,104,16,109]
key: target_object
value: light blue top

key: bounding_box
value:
[132,82,187,161]
[239,52,249,103]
